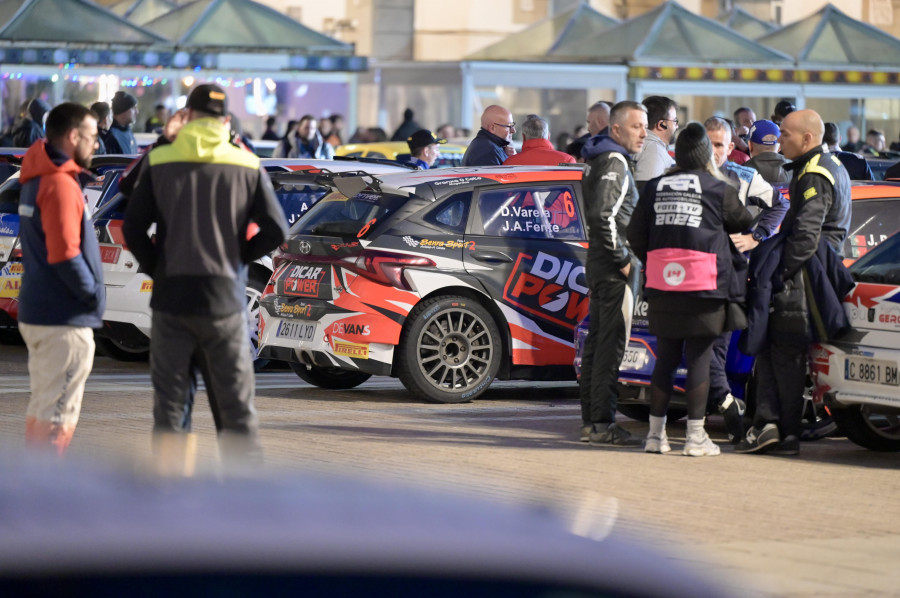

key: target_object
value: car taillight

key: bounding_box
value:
[10,247,22,260]
[348,250,435,290]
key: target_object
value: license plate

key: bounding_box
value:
[99,244,121,264]
[620,346,648,371]
[276,320,316,342]
[844,355,899,386]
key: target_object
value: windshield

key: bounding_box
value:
[290,190,410,238]
[851,231,900,284]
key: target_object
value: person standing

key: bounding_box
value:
[732,106,756,153]
[11,98,50,148]
[628,123,753,456]
[123,84,288,468]
[744,119,791,185]
[824,122,873,181]
[461,105,517,166]
[503,115,575,166]
[390,108,422,142]
[261,116,280,141]
[273,115,334,160]
[633,96,677,185]
[585,101,612,139]
[104,91,138,154]
[145,104,168,134]
[404,129,446,169]
[579,100,648,447]
[704,116,788,442]
[736,109,851,456]
[89,101,111,155]
[17,103,104,455]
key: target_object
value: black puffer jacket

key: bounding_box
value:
[581,134,638,279]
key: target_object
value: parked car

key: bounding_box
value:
[335,141,467,168]
[94,159,413,362]
[257,165,588,402]
[575,181,900,421]
[811,229,900,451]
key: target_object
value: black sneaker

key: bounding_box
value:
[718,393,746,444]
[589,423,643,448]
[771,435,800,456]
[580,425,591,443]
[734,423,780,454]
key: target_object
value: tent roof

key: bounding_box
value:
[0,0,166,43]
[142,0,351,50]
[757,3,900,66]
[719,7,777,39]
[549,0,792,64]
[110,0,176,26]
[465,3,618,60]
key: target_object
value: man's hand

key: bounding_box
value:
[620,262,631,277]
[730,233,759,253]
[162,109,189,142]
[503,145,517,157]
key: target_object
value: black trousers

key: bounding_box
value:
[580,275,627,425]
[708,331,732,405]
[752,341,807,438]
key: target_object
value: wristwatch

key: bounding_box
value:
[751,229,766,243]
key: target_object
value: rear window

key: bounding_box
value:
[291,190,410,238]
[846,199,900,259]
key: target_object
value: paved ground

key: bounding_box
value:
[2,341,899,596]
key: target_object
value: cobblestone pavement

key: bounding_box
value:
[2,342,899,597]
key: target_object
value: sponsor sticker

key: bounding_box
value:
[283,265,327,298]
[0,276,21,298]
[502,251,589,329]
[140,280,153,292]
[333,340,369,359]
[332,322,371,336]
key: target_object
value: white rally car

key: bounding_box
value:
[93,158,414,361]
[811,230,900,451]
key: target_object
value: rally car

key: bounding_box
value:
[574,181,900,421]
[94,159,414,362]
[811,230,900,451]
[257,165,588,403]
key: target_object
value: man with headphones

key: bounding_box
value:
[633,96,678,186]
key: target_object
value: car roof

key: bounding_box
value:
[260,157,411,174]
[365,165,586,200]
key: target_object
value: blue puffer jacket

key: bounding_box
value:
[740,235,854,355]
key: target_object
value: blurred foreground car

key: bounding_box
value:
[811,230,900,451]
[258,165,589,402]
[336,141,467,168]
[0,461,735,598]
[94,159,413,361]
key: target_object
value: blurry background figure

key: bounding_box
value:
[391,107,421,142]
[634,95,677,184]
[842,125,863,152]
[89,101,111,155]
[369,127,388,142]
[862,129,886,156]
[0,100,30,146]
[325,114,345,147]
[261,116,280,141]
[347,126,372,143]
[318,116,334,145]
[12,98,50,148]
[274,115,334,160]
[824,122,874,181]
[228,112,255,155]
[732,106,756,153]
[105,91,138,154]
[770,100,795,126]
[723,119,749,165]
[144,105,168,134]
[585,100,612,140]
[556,131,574,151]
[504,115,575,166]
[436,123,455,141]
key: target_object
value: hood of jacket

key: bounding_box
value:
[581,133,631,161]
[19,140,82,185]
[171,117,235,160]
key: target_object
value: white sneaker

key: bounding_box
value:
[644,431,671,454]
[683,430,721,457]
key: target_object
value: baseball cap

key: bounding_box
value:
[186,84,228,117]
[407,129,446,152]
[748,119,780,145]
[773,100,795,119]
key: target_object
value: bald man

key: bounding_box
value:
[461,105,517,166]
[736,109,851,457]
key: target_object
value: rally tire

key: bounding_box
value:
[397,295,501,404]
[832,405,900,452]
[95,335,150,361]
[289,363,372,389]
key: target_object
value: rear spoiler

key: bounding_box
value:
[332,155,418,170]
[269,169,387,196]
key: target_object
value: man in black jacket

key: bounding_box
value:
[579,101,647,447]
[736,109,850,456]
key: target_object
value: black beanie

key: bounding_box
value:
[112,91,137,115]
[675,122,712,170]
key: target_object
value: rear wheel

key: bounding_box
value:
[832,405,900,451]
[95,335,149,361]
[246,270,271,372]
[289,363,372,389]
[397,295,501,403]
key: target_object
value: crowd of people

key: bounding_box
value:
[3,85,869,464]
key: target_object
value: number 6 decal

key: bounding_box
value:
[357,218,377,238]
